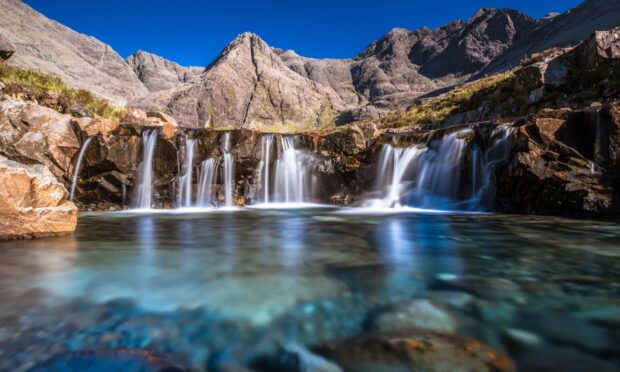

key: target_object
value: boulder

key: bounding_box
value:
[145,111,179,140]
[0,155,77,239]
[0,99,80,178]
[0,34,15,60]
[576,26,620,68]
[72,117,118,138]
[368,299,465,333]
[313,331,516,372]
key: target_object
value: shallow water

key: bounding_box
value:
[0,210,619,370]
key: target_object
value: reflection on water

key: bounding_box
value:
[0,210,619,370]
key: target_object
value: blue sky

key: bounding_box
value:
[24,0,583,67]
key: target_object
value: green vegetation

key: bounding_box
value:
[0,63,127,121]
[382,71,517,128]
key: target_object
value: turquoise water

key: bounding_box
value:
[0,210,619,370]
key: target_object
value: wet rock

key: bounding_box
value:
[313,331,516,372]
[517,312,615,354]
[434,276,525,304]
[501,328,544,353]
[30,349,188,372]
[0,155,77,239]
[368,299,463,333]
[516,345,618,372]
[249,345,343,372]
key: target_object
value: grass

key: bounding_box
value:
[381,71,517,128]
[0,63,127,121]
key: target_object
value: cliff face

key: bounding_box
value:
[126,51,204,92]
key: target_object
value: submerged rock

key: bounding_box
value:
[368,299,464,333]
[313,331,516,372]
[31,349,187,372]
[0,155,77,239]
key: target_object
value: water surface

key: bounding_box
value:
[0,210,619,370]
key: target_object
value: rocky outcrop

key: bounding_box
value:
[127,51,204,92]
[0,99,80,178]
[0,35,15,60]
[0,155,77,239]
[0,0,148,105]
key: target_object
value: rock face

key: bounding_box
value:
[0,155,77,239]
[0,0,148,105]
[127,51,204,92]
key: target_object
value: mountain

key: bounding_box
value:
[0,0,148,105]
[126,51,204,92]
[1,0,619,130]
[132,33,350,130]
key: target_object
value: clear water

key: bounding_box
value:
[0,210,619,371]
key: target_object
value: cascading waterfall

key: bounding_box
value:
[223,133,235,207]
[368,125,513,211]
[197,159,218,206]
[177,137,196,207]
[69,137,93,201]
[256,136,315,205]
[135,130,158,209]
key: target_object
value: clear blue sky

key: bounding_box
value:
[23,0,583,67]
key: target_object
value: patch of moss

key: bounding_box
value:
[0,63,127,121]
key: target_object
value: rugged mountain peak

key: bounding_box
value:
[132,32,349,130]
[127,50,203,92]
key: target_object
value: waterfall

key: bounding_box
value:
[135,130,158,209]
[258,134,274,203]
[272,137,309,203]
[223,133,234,207]
[177,137,196,207]
[368,125,513,211]
[69,137,93,201]
[197,159,218,206]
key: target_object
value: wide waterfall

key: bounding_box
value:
[69,137,93,201]
[177,137,196,207]
[255,135,316,205]
[197,159,218,207]
[223,133,235,207]
[134,130,158,209]
[367,125,513,211]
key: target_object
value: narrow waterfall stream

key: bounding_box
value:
[177,137,196,207]
[69,137,93,201]
[367,125,513,211]
[223,133,235,207]
[134,130,158,209]
[197,159,218,207]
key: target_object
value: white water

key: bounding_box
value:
[177,137,196,207]
[223,133,235,207]
[69,137,93,201]
[367,126,513,211]
[134,130,158,209]
[257,135,274,203]
[197,159,218,207]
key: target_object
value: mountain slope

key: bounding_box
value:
[127,50,204,92]
[0,0,148,105]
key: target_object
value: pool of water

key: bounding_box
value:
[0,209,619,370]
